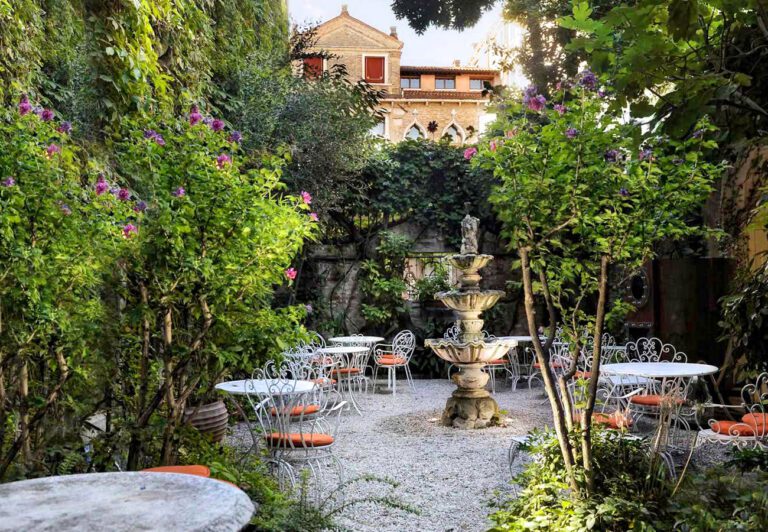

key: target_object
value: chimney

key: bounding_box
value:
[452,59,461,67]
[341,4,348,14]
[390,26,398,38]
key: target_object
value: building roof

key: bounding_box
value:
[316,6,403,47]
[388,90,491,101]
[400,65,499,76]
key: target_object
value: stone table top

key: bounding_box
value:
[0,471,255,531]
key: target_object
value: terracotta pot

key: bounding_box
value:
[184,400,228,443]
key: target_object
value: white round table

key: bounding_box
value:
[601,362,718,379]
[215,378,315,396]
[329,335,384,345]
[0,472,254,531]
[318,346,369,355]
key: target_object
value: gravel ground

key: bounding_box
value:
[327,379,550,532]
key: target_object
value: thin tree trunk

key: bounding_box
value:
[19,360,31,463]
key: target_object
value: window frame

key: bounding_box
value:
[404,123,425,140]
[362,54,388,85]
[400,76,421,89]
[435,77,456,90]
[302,56,325,79]
[469,78,487,91]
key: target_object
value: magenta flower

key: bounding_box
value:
[57,121,72,134]
[41,109,54,122]
[117,188,131,201]
[489,140,497,152]
[2,177,15,187]
[285,267,297,281]
[123,224,138,238]
[565,127,579,139]
[216,154,232,169]
[95,175,109,195]
[579,70,598,90]
[554,104,567,115]
[228,131,242,143]
[143,129,165,146]
[211,119,225,132]
[134,200,148,213]
[526,95,547,112]
[172,186,186,197]
[300,191,312,204]
[463,147,478,160]
[46,144,61,158]
[19,95,32,116]
[189,105,203,126]
[309,212,319,222]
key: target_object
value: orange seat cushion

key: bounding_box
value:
[742,413,768,429]
[380,353,396,358]
[533,361,565,369]
[574,411,631,430]
[378,357,406,365]
[330,368,361,375]
[486,359,507,365]
[264,432,335,448]
[270,404,320,417]
[629,394,685,407]
[142,465,211,477]
[310,377,336,386]
[573,370,592,380]
[711,420,757,437]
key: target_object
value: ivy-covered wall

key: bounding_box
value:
[0,0,288,132]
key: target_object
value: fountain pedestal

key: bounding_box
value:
[425,215,517,429]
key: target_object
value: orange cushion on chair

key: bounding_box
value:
[378,357,406,365]
[486,359,508,365]
[573,370,592,380]
[628,394,685,407]
[269,404,320,417]
[711,420,757,437]
[311,377,337,386]
[742,413,768,429]
[264,432,335,448]
[330,368,361,375]
[142,465,211,477]
[574,411,632,430]
[380,353,396,358]
[533,361,565,369]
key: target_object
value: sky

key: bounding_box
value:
[288,0,506,67]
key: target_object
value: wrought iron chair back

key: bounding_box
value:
[623,337,687,363]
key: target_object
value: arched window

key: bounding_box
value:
[442,124,463,143]
[370,118,386,138]
[405,124,425,140]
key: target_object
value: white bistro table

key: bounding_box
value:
[0,471,254,532]
[318,346,369,414]
[329,335,385,345]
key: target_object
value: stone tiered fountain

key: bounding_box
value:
[425,215,517,429]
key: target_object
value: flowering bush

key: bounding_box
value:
[109,108,316,466]
[0,99,132,478]
[474,72,723,496]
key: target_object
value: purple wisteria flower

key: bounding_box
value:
[46,144,61,158]
[123,224,138,238]
[579,70,598,90]
[19,95,32,116]
[202,117,213,127]
[57,121,72,134]
[189,105,203,126]
[143,129,165,146]
[619,188,630,197]
[639,148,654,162]
[464,147,478,160]
[692,129,705,139]
[41,109,54,122]
[216,154,232,169]
[604,149,621,163]
[565,127,579,139]
[554,104,567,115]
[33,106,44,117]
[110,186,121,197]
[211,119,225,132]
[117,188,131,201]
[228,131,243,143]
[527,95,547,112]
[134,200,148,213]
[95,175,109,195]
[672,158,684,165]
[59,203,72,216]
[305,304,313,314]
[598,89,608,99]
[2,177,15,187]
[172,186,186,197]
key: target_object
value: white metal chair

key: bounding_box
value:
[372,330,416,394]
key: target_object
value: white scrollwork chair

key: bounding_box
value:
[696,372,768,450]
[247,361,346,500]
[372,330,416,394]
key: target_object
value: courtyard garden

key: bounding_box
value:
[1,1,768,531]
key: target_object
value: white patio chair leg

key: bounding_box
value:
[405,365,415,391]
[390,367,396,395]
[373,365,379,392]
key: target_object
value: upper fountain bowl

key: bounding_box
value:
[435,290,505,313]
[447,254,493,273]
[424,337,518,364]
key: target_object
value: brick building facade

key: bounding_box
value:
[302,5,501,143]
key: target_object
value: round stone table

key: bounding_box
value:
[0,471,255,531]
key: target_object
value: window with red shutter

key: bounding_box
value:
[364,57,385,83]
[303,57,323,79]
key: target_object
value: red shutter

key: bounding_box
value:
[365,57,385,83]
[303,57,323,79]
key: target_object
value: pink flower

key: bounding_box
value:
[489,140,497,152]
[300,191,312,205]
[172,186,185,197]
[463,147,478,160]
[309,212,319,222]
[505,129,518,138]
[211,119,225,132]
[285,267,297,280]
[189,105,203,126]
[216,154,231,169]
[41,109,54,122]
[95,175,109,195]
[46,144,61,158]
[123,224,138,238]
[19,95,32,116]
[117,188,131,201]
[526,95,547,112]
[554,104,567,115]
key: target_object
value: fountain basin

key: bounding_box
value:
[447,254,493,272]
[435,290,504,314]
[425,338,518,364]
